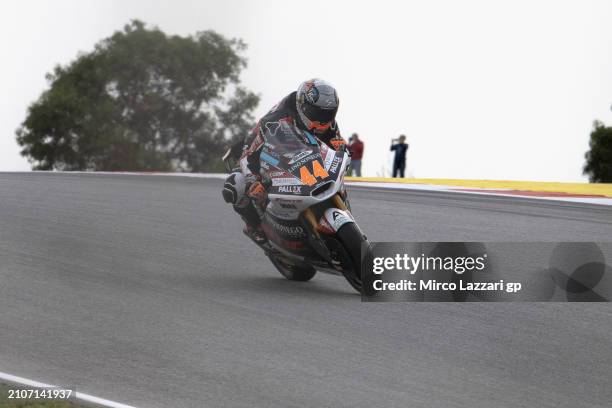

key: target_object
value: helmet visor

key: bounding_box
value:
[302,103,337,125]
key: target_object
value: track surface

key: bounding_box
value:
[1,173,611,408]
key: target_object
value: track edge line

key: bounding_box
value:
[0,370,141,408]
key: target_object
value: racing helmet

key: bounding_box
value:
[296,79,339,134]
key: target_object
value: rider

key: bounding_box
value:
[222,78,346,244]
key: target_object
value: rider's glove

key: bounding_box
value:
[330,137,347,152]
[246,175,268,208]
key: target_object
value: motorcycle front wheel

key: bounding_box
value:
[334,223,377,296]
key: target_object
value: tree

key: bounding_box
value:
[583,120,612,183]
[16,20,259,172]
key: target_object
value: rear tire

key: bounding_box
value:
[269,255,317,281]
[335,223,377,296]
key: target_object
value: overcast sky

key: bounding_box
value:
[2,0,612,181]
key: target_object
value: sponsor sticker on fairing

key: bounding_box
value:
[323,149,335,170]
[288,153,322,173]
[288,150,313,164]
[329,156,341,174]
[272,177,303,186]
[265,216,306,239]
[278,185,302,194]
[324,208,353,231]
[269,171,292,178]
[274,197,303,203]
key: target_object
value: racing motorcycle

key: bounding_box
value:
[223,121,374,295]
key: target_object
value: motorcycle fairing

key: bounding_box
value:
[259,119,345,198]
[261,212,313,254]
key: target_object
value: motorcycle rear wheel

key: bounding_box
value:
[268,255,317,282]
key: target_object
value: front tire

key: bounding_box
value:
[269,255,317,281]
[335,223,376,296]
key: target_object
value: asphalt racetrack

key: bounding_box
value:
[1,172,611,408]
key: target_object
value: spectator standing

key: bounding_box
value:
[348,133,364,177]
[390,135,409,178]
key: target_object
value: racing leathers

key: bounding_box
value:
[222,91,346,240]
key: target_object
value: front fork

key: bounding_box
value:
[301,193,351,268]
[302,194,348,234]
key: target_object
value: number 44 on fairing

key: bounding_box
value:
[299,160,329,186]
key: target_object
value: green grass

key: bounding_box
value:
[0,383,87,408]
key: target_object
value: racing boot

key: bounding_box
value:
[243,223,267,245]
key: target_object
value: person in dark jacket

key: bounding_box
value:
[222,78,346,243]
[348,133,364,177]
[390,135,409,178]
